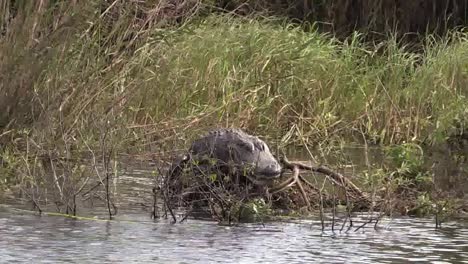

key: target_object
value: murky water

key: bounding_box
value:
[1,205,468,263]
[1,144,467,263]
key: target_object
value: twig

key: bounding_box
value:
[332,183,336,233]
[342,179,354,233]
[101,128,114,220]
[298,175,320,193]
[294,173,310,209]
[19,186,43,215]
[152,187,159,219]
[268,175,297,194]
[319,175,327,232]
[354,217,374,232]
[280,156,369,203]
[81,181,104,197]
[162,188,177,224]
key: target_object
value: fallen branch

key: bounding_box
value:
[279,156,369,204]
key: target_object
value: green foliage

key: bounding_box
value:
[238,198,271,222]
[126,15,468,144]
[209,173,217,182]
[359,143,440,217]
[385,143,432,188]
[361,143,433,193]
[409,193,459,219]
[2,4,468,145]
[361,168,387,190]
[412,193,434,216]
[0,148,19,190]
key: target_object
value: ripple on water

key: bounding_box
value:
[1,208,468,263]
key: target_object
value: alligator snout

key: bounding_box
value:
[255,162,282,179]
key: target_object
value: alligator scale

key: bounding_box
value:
[168,128,282,186]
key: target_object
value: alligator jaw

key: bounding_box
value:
[254,171,282,182]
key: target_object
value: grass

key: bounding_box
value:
[127,16,467,146]
[1,5,467,147]
[0,2,467,220]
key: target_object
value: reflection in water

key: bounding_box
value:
[1,207,468,263]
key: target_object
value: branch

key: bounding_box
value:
[280,156,370,203]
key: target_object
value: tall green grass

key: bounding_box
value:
[123,15,468,146]
[1,5,467,152]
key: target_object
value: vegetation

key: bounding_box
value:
[217,0,468,38]
[0,1,466,223]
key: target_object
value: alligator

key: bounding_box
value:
[167,128,282,186]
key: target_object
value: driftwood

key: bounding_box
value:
[268,156,370,208]
[269,164,311,208]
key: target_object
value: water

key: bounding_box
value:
[1,206,468,263]
[0,145,467,263]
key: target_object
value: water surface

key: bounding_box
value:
[1,145,467,263]
[1,205,468,263]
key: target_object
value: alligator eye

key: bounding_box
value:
[252,140,265,151]
[237,141,255,153]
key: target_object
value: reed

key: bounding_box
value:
[0,1,466,220]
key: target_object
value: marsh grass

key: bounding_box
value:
[0,1,467,220]
[127,16,467,146]
[1,4,467,147]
